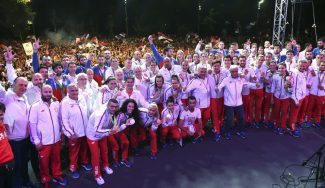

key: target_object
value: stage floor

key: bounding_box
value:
[48,123,325,188]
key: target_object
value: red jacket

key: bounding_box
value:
[0,123,14,165]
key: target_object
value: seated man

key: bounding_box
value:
[178,96,203,145]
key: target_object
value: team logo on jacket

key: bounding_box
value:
[41,109,45,112]
[54,108,58,112]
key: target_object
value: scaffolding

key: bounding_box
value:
[272,0,289,46]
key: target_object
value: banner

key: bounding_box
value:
[22,42,33,56]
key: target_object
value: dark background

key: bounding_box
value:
[0,0,324,44]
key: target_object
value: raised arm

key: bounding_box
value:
[148,35,163,64]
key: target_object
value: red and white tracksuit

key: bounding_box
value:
[250,65,267,123]
[208,70,229,133]
[148,84,168,113]
[86,108,125,178]
[184,77,211,131]
[297,68,313,123]
[263,70,275,124]
[161,106,181,143]
[306,70,325,123]
[179,107,202,137]
[116,89,149,108]
[29,100,62,184]
[238,67,255,124]
[270,74,292,129]
[178,71,192,105]
[138,108,159,155]
[288,71,307,130]
[61,96,89,172]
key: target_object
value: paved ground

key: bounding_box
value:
[46,123,325,188]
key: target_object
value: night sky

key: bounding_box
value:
[1,0,324,42]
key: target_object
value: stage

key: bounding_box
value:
[48,124,325,188]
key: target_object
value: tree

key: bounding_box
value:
[0,0,35,39]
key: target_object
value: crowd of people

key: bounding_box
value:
[0,35,324,188]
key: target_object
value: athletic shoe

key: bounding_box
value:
[225,132,232,140]
[95,176,105,185]
[81,163,92,171]
[52,177,68,186]
[214,133,221,142]
[292,130,301,138]
[305,121,312,128]
[112,161,121,168]
[192,136,202,144]
[313,122,321,128]
[103,166,113,175]
[72,171,80,179]
[120,160,132,168]
[254,122,261,128]
[150,153,157,160]
[236,131,247,139]
[277,128,284,135]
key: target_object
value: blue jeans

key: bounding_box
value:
[224,105,245,133]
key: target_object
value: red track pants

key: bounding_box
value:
[87,137,108,178]
[68,136,89,172]
[210,98,224,133]
[271,97,290,129]
[38,141,62,184]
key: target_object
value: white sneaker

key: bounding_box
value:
[104,166,114,175]
[95,176,105,185]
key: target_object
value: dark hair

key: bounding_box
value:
[273,43,281,48]
[120,99,140,123]
[239,55,246,60]
[103,76,116,85]
[286,50,294,54]
[171,75,180,82]
[52,62,62,70]
[212,60,222,66]
[108,98,119,105]
[224,55,231,60]
[39,65,48,71]
[166,96,175,105]
[0,102,6,112]
[188,95,196,101]
[305,43,312,48]
[68,62,76,68]
[154,74,164,88]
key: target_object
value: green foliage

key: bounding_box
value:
[0,0,35,39]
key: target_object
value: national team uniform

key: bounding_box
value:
[179,108,202,137]
[61,96,90,173]
[161,106,181,144]
[29,100,62,184]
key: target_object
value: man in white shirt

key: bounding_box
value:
[184,65,211,135]
[0,76,31,188]
[61,84,92,178]
[306,60,325,127]
[158,57,181,84]
[217,65,256,140]
[288,61,307,137]
[178,96,203,144]
[29,85,67,187]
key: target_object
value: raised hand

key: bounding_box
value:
[148,35,154,44]
[4,47,15,63]
[33,38,42,52]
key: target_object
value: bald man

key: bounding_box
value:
[26,73,44,105]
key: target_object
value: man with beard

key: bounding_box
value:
[86,54,108,86]
[29,85,67,188]
[46,62,71,101]
[313,38,324,58]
